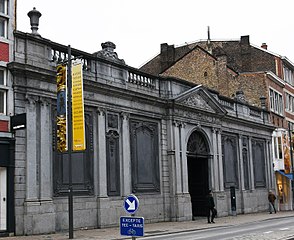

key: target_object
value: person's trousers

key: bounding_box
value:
[207,208,216,222]
[269,202,276,213]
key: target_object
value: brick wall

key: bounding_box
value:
[161,47,239,99]
[0,120,9,132]
[0,42,9,62]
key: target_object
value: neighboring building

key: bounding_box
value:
[140,34,294,210]
[0,0,16,236]
[5,11,276,235]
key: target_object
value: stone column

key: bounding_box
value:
[174,121,182,194]
[217,129,224,191]
[180,123,189,193]
[25,95,38,201]
[248,137,255,190]
[212,128,219,191]
[268,140,274,189]
[97,108,107,197]
[121,112,131,196]
[265,139,273,189]
[39,98,52,200]
[238,134,245,191]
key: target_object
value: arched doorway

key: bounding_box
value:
[187,130,210,217]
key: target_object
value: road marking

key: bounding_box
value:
[264,231,273,234]
[280,228,289,231]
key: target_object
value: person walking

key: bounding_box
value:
[268,190,277,214]
[207,190,216,223]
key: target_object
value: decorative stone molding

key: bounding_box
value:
[195,123,201,131]
[181,94,214,111]
[174,109,221,124]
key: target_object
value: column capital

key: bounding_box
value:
[39,97,51,106]
[96,107,106,116]
[25,94,38,105]
[120,112,129,121]
[173,120,181,127]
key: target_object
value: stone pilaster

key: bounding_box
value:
[121,112,131,195]
[25,95,38,201]
[39,97,52,200]
[248,137,255,190]
[180,123,189,193]
[212,128,219,191]
[97,108,107,197]
[217,129,224,191]
[238,134,245,191]
[173,121,182,194]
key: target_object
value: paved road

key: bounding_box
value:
[139,216,294,240]
[4,211,294,239]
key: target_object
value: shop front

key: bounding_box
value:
[0,139,14,236]
[273,129,293,211]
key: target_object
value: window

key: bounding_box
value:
[285,92,294,114]
[284,65,294,85]
[0,0,7,14]
[0,69,4,85]
[0,69,6,114]
[0,90,4,113]
[0,17,7,38]
[269,88,283,115]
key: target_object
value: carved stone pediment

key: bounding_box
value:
[181,93,214,112]
[173,85,226,116]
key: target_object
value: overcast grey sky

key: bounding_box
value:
[17,0,294,68]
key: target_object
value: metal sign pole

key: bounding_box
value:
[131,213,136,240]
[67,45,74,239]
[288,121,294,210]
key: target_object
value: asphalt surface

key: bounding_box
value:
[3,211,294,240]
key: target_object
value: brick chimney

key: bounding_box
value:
[240,35,251,71]
[160,43,175,72]
[261,43,267,50]
[240,35,250,45]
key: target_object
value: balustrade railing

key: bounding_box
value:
[49,42,157,90]
[128,72,155,89]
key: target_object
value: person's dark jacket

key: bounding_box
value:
[207,194,215,209]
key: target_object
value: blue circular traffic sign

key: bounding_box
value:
[123,194,139,214]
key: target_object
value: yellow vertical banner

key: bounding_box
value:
[72,63,86,151]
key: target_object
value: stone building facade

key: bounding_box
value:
[3,23,278,236]
[140,34,294,211]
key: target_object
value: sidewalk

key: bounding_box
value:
[3,211,294,240]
